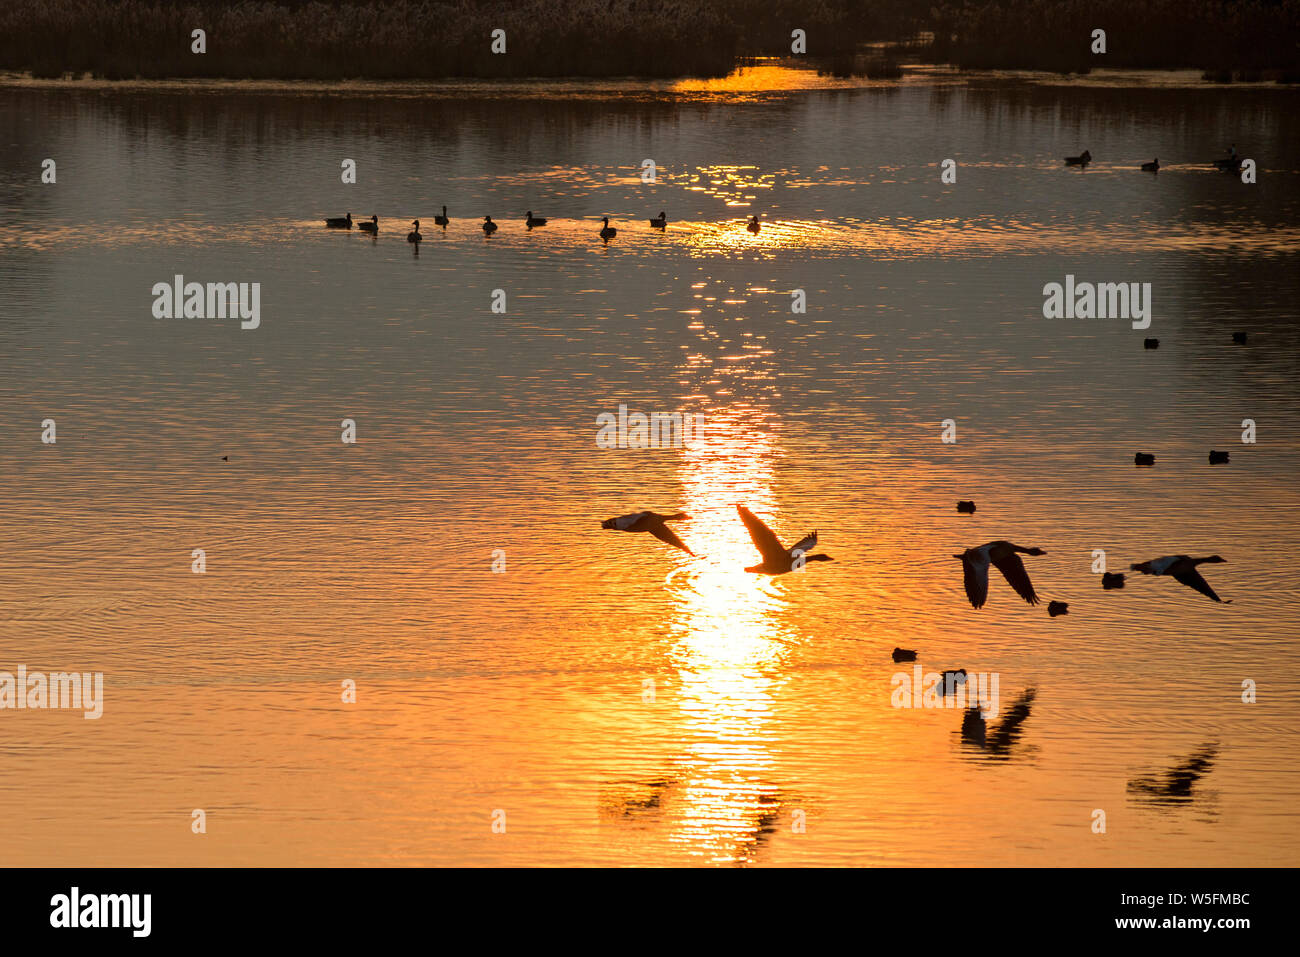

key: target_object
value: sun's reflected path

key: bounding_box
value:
[660,406,800,865]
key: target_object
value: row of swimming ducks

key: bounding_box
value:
[1064,144,1246,174]
[325,209,762,241]
[602,504,1231,608]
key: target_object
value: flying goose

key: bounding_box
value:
[736,504,832,574]
[601,511,693,554]
[746,215,760,234]
[953,541,1046,609]
[407,220,422,243]
[649,211,667,228]
[525,211,548,227]
[482,216,498,235]
[1141,158,1160,172]
[599,217,617,241]
[325,213,352,229]
[358,215,379,234]
[1064,150,1092,166]
[434,206,449,227]
[1130,555,1230,602]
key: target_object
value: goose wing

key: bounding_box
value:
[962,557,989,609]
[736,505,788,565]
[648,523,693,555]
[1172,567,1225,602]
[788,531,818,556]
[991,551,1040,605]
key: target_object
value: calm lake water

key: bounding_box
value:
[2,66,1298,866]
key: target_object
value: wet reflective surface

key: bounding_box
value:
[1,67,1298,865]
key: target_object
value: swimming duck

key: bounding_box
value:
[406,220,422,243]
[1048,601,1069,617]
[938,669,968,692]
[736,504,832,575]
[1232,332,1247,345]
[1209,450,1230,464]
[953,541,1046,609]
[746,215,760,234]
[1064,150,1092,166]
[358,215,378,234]
[892,648,917,663]
[1141,158,1160,172]
[649,211,667,228]
[325,213,352,229]
[1143,338,1159,349]
[956,500,976,514]
[1134,452,1155,466]
[482,216,498,235]
[599,217,617,241]
[601,511,693,555]
[525,211,548,228]
[1130,555,1230,602]
[1102,572,1126,589]
[434,206,449,227]
[1213,145,1241,171]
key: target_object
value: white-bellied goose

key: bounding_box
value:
[1130,555,1230,602]
[953,541,1046,609]
[601,511,693,554]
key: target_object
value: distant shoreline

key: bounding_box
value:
[2,1,1297,84]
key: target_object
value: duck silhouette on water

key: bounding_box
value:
[358,215,378,234]
[325,213,352,229]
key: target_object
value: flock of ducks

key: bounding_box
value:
[1064,144,1245,175]
[324,208,739,243]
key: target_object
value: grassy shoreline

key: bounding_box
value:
[2,1,1296,81]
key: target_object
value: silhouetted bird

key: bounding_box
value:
[1048,601,1069,617]
[1209,450,1230,464]
[1134,452,1156,466]
[525,211,547,228]
[601,511,693,555]
[434,206,449,227]
[1064,150,1091,166]
[746,215,760,234]
[736,505,832,574]
[325,213,352,229]
[1131,555,1230,602]
[358,215,378,234]
[599,217,617,241]
[482,216,498,235]
[1141,158,1160,172]
[1232,332,1247,345]
[962,688,1037,756]
[1102,572,1125,589]
[649,211,667,228]
[406,220,421,243]
[1144,338,1159,349]
[956,500,976,514]
[892,647,917,663]
[954,541,1046,609]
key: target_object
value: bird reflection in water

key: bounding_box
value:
[960,688,1037,759]
[1127,744,1219,806]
